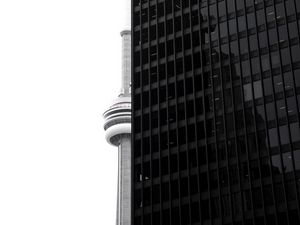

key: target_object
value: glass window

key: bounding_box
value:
[263,185,274,206]
[286,0,296,16]
[259,31,268,48]
[243,83,253,102]
[253,188,263,208]
[238,16,246,32]
[266,102,276,122]
[292,45,300,62]
[277,99,286,119]
[232,193,242,215]
[271,52,280,68]
[256,105,266,125]
[279,125,290,145]
[275,183,285,203]
[281,48,291,66]
[220,22,227,38]
[227,0,235,13]
[200,7,208,21]
[210,26,218,41]
[263,77,273,96]
[269,128,279,148]
[271,154,282,173]
[276,3,285,19]
[261,54,270,71]
[266,6,275,22]
[274,75,284,94]
[230,40,238,56]
[282,152,293,173]
[279,25,288,43]
[240,38,248,55]
[229,19,237,35]
[289,22,298,39]
[242,61,251,77]
[286,181,296,201]
[290,123,300,142]
[247,13,255,29]
[294,150,300,170]
[257,9,265,26]
[218,1,226,17]
[209,4,217,19]
[269,29,278,46]
[249,35,258,52]
[224,89,233,108]
[236,0,244,10]
[287,96,297,115]
[254,81,263,99]
[284,72,294,91]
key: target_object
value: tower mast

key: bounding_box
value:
[103,23,131,225]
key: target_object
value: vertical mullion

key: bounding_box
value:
[148,1,153,224]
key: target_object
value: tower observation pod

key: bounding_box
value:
[103,30,131,225]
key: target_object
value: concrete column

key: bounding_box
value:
[118,134,131,225]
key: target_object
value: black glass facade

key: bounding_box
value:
[131,0,300,224]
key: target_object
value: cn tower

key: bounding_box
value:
[103,4,131,225]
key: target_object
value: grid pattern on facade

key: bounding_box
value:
[131,0,300,224]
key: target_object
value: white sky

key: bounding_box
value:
[0,1,129,224]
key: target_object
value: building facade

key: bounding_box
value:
[103,30,132,225]
[131,0,300,225]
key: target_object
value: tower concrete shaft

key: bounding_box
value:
[103,30,132,225]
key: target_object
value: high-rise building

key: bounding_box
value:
[131,0,300,225]
[103,29,132,225]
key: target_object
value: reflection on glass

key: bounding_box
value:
[254,81,263,99]
[271,154,282,174]
[282,152,293,173]
[243,83,253,102]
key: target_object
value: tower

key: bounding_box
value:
[131,0,300,225]
[103,29,132,225]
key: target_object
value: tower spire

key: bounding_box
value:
[120,30,131,96]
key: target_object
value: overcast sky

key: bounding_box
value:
[0,1,128,224]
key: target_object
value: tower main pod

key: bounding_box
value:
[103,30,131,225]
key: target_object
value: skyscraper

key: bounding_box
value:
[131,0,300,225]
[103,29,132,225]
